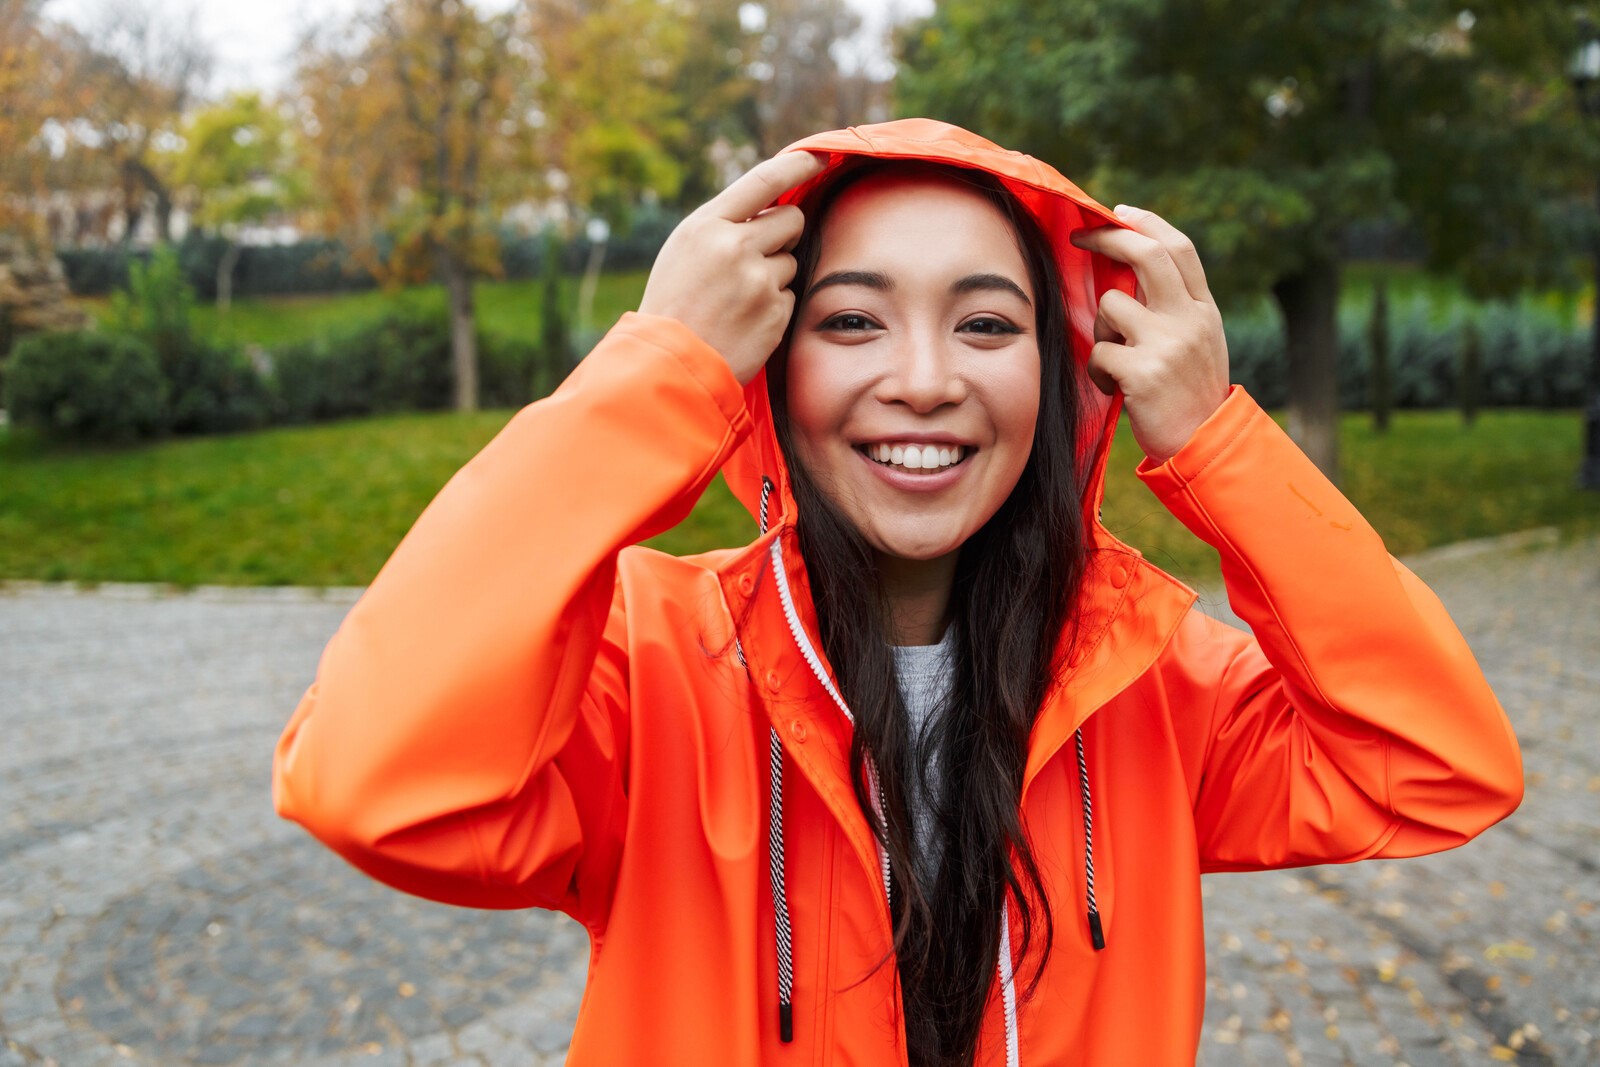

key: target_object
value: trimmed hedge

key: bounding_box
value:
[1224,299,1590,411]
[55,207,683,300]
[269,303,547,425]
[5,331,168,442]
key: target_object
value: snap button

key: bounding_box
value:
[766,670,782,692]
[1110,561,1132,589]
[738,574,754,596]
[789,719,808,743]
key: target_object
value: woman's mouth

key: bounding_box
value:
[856,442,969,474]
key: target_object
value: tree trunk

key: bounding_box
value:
[1272,259,1342,483]
[1368,277,1391,434]
[577,235,608,342]
[443,257,479,413]
[216,241,242,312]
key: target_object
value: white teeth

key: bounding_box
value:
[865,443,968,471]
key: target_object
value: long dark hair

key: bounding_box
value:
[769,161,1092,1066]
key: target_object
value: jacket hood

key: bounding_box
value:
[719,118,1139,536]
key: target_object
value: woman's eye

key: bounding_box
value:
[821,313,880,332]
[960,317,1022,336]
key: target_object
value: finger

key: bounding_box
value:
[1085,340,1126,397]
[1111,205,1213,303]
[741,204,806,255]
[710,150,828,222]
[1072,225,1192,312]
[769,249,798,290]
[1096,288,1153,345]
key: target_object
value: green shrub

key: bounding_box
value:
[5,331,167,442]
[110,246,271,434]
[57,236,378,299]
[270,302,557,420]
[270,302,452,422]
[1223,297,1589,411]
[164,341,274,434]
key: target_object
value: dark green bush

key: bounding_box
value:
[1223,298,1589,411]
[271,303,557,421]
[4,331,167,442]
[164,341,274,434]
[110,247,272,434]
[270,303,453,422]
[58,236,378,299]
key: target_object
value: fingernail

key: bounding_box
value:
[1113,204,1142,219]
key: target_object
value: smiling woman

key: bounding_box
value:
[273,119,1524,1067]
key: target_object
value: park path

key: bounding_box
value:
[0,533,1595,1067]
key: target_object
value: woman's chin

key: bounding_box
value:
[868,532,966,567]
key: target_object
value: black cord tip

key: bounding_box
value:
[1088,909,1106,951]
[779,1001,793,1042]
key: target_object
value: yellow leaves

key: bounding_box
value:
[1484,940,1536,963]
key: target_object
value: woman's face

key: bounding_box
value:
[785,174,1042,565]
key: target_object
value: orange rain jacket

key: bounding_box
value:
[273,120,1524,1065]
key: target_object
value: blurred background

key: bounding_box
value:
[3,0,1599,586]
[3,4,1599,1067]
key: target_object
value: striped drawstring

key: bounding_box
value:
[756,478,797,1042]
[1075,728,1105,950]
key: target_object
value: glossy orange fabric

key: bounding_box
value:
[273,120,1523,1065]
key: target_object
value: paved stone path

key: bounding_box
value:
[1,534,1595,1066]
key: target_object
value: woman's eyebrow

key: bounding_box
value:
[807,269,894,295]
[952,272,1031,306]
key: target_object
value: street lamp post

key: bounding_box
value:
[1571,19,1600,489]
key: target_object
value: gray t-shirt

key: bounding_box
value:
[892,628,956,888]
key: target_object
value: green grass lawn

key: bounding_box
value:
[2,408,1595,589]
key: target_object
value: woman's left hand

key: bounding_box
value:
[1070,206,1231,465]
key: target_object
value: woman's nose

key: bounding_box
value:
[879,337,966,412]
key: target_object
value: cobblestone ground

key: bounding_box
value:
[1,534,1595,1066]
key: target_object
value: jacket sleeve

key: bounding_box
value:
[272,312,751,921]
[1137,386,1524,872]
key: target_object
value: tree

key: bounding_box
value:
[742,0,890,154]
[294,0,527,412]
[519,0,691,336]
[899,0,1594,480]
[0,0,93,349]
[66,0,214,244]
[1,0,57,241]
[172,92,302,310]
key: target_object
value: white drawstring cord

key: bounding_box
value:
[768,534,893,905]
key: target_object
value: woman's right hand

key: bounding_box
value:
[639,150,827,384]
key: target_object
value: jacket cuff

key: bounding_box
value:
[1135,384,1382,569]
[604,311,751,435]
[1134,384,1260,495]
